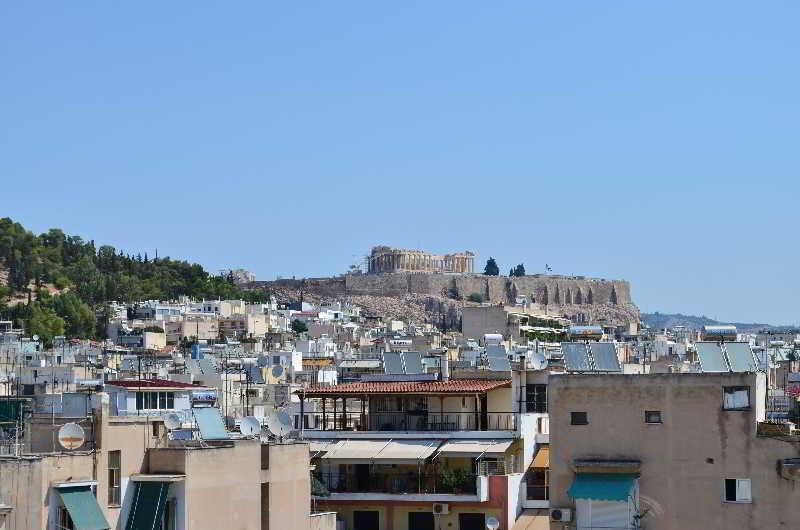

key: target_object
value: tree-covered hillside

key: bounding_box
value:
[0,217,267,343]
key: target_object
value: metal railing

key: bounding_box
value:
[316,470,478,495]
[309,411,517,432]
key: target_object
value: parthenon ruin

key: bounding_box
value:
[367,246,475,274]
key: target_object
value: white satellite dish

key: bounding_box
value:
[240,416,261,437]
[265,409,293,439]
[486,516,500,530]
[530,352,549,371]
[57,423,85,450]
[164,413,182,430]
[32,335,39,342]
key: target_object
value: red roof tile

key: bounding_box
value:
[298,379,511,396]
[105,378,203,389]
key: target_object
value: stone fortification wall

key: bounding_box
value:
[343,272,633,308]
[254,272,637,327]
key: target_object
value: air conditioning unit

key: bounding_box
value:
[549,508,572,522]
[432,503,449,515]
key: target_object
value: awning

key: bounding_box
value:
[511,509,549,530]
[567,473,637,502]
[437,439,513,457]
[308,440,337,456]
[531,445,549,468]
[125,482,170,530]
[321,439,388,462]
[321,439,442,463]
[55,485,110,530]
[373,439,441,463]
[193,407,228,440]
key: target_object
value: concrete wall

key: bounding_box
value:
[262,442,312,530]
[548,372,800,530]
[0,452,95,530]
[149,441,263,530]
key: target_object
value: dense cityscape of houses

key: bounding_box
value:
[0,295,798,530]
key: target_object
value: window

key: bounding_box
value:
[526,469,549,500]
[723,386,750,410]
[458,513,486,530]
[724,478,752,503]
[571,411,588,425]
[108,451,121,505]
[136,392,175,410]
[58,506,75,530]
[526,384,548,413]
[645,410,662,424]
[353,510,379,530]
[408,512,435,530]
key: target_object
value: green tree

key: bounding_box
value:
[291,319,308,334]
[510,263,526,277]
[466,293,484,303]
[27,302,65,347]
[483,257,499,276]
[53,292,96,338]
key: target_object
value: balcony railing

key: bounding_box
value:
[308,411,517,432]
[316,470,478,495]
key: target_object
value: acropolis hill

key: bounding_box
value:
[250,247,639,329]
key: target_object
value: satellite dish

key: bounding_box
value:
[265,409,293,439]
[271,365,285,378]
[531,352,549,371]
[32,335,39,342]
[164,413,182,430]
[257,356,270,368]
[57,423,85,450]
[240,416,261,437]
[485,516,500,530]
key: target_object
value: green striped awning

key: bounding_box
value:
[125,482,170,530]
[567,473,637,502]
[56,486,110,530]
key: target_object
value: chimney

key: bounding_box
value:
[440,352,450,382]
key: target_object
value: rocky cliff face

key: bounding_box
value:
[253,272,639,329]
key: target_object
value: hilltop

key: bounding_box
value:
[0,217,268,343]
[641,312,780,332]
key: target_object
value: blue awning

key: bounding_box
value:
[56,485,110,530]
[192,407,228,440]
[125,482,170,530]
[567,473,637,502]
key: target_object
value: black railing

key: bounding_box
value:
[309,411,517,432]
[316,470,478,495]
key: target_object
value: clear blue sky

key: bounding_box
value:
[2,2,798,324]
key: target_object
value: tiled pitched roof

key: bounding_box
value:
[105,378,202,389]
[299,379,511,396]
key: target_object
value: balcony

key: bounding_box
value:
[306,411,517,432]
[314,465,479,500]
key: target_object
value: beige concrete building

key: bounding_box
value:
[219,314,269,339]
[299,376,549,530]
[164,317,219,344]
[547,372,800,530]
[0,393,332,530]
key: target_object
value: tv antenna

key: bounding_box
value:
[265,409,293,441]
[531,352,549,371]
[240,416,261,437]
[57,423,85,450]
[164,413,182,431]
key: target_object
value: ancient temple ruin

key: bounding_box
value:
[367,246,474,274]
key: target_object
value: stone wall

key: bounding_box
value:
[343,272,634,307]
[251,272,638,327]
